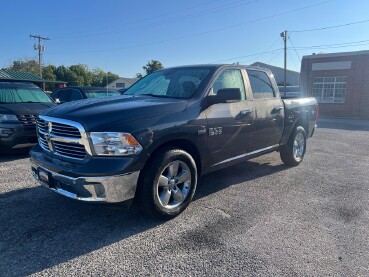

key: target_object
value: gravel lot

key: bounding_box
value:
[1,118,369,276]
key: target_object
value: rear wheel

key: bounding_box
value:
[136,147,197,219]
[280,126,307,166]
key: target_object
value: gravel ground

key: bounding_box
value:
[1,118,369,276]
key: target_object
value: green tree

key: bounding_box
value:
[69,64,93,86]
[142,60,163,75]
[6,58,120,88]
[135,73,143,79]
[8,58,39,75]
[42,65,57,91]
[42,65,57,81]
[90,68,118,87]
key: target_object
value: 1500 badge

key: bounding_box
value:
[209,127,222,136]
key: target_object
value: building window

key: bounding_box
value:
[116,82,125,88]
[312,77,346,103]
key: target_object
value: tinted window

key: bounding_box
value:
[125,68,212,99]
[211,69,246,100]
[56,89,84,102]
[70,89,84,101]
[247,70,275,99]
[83,89,120,98]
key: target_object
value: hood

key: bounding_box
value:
[0,102,55,115]
[42,95,188,131]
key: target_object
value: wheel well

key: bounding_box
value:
[294,118,308,135]
[145,139,203,176]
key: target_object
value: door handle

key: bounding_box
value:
[240,109,252,116]
[273,106,284,112]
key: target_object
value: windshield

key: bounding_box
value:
[0,86,52,103]
[84,89,121,98]
[125,68,212,99]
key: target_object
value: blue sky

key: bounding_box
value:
[1,0,369,77]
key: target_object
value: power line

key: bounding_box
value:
[290,18,369,33]
[212,48,283,63]
[46,0,333,55]
[52,0,260,39]
[293,39,369,49]
[265,49,284,64]
[211,38,369,65]
[287,48,299,71]
[288,36,301,62]
[246,36,281,64]
[50,0,222,37]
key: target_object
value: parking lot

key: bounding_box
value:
[1,118,369,276]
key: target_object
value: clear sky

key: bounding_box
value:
[1,0,369,77]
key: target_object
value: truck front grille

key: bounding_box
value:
[36,116,91,160]
[17,114,37,130]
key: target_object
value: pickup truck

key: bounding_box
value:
[30,65,318,219]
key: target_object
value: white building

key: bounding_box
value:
[107,77,138,90]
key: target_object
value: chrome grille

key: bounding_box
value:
[37,118,48,133]
[38,135,49,150]
[36,116,91,160]
[17,114,37,129]
[51,122,81,138]
[53,141,86,159]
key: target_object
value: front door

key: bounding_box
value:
[204,68,256,167]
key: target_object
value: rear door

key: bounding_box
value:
[246,69,284,150]
[204,68,256,166]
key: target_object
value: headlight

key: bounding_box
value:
[0,114,18,123]
[89,132,143,156]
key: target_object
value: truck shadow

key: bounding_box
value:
[0,159,288,276]
[0,152,29,162]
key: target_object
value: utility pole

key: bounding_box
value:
[30,34,50,79]
[280,30,287,96]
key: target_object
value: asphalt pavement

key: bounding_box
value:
[1,118,368,276]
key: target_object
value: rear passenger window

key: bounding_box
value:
[247,70,275,99]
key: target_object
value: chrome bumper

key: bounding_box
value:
[31,162,139,203]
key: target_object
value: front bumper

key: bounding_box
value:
[31,161,140,203]
[0,123,37,150]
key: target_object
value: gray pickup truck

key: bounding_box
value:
[30,64,318,219]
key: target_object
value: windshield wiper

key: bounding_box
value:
[139,93,171,98]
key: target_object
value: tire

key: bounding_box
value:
[136,147,198,220]
[280,126,307,166]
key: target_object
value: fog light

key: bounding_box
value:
[0,128,14,137]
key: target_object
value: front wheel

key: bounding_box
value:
[136,148,197,220]
[280,126,307,166]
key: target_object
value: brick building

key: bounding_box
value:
[300,50,369,118]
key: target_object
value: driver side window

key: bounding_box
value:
[211,69,246,100]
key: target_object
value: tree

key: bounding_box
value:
[135,73,143,79]
[6,58,119,88]
[42,65,57,91]
[90,68,119,87]
[69,64,93,86]
[143,60,163,75]
[42,65,57,81]
[8,58,39,75]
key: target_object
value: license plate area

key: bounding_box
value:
[33,167,54,188]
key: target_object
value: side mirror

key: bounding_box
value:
[55,98,61,104]
[207,88,241,105]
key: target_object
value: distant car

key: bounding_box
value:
[0,82,55,152]
[278,86,301,98]
[51,87,121,104]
